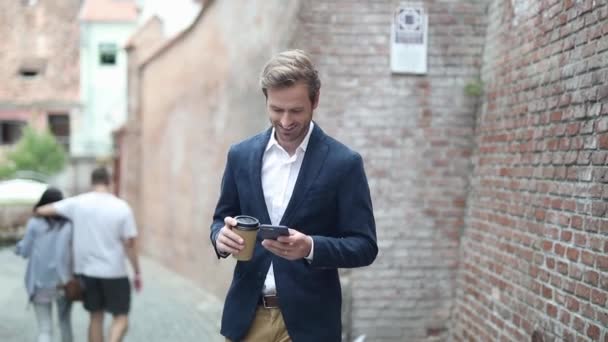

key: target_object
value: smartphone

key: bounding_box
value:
[259,224,290,240]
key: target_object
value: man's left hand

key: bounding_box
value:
[262,228,312,261]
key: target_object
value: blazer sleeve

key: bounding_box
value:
[209,147,241,259]
[310,153,378,268]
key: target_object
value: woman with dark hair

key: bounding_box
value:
[15,187,73,342]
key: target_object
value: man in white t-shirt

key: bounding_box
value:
[37,167,141,342]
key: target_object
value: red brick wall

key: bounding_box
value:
[453,1,608,341]
[292,1,486,340]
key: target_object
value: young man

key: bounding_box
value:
[211,50,378,341]
[37,167,141,342]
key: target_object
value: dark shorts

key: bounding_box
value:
[81,275,131,315]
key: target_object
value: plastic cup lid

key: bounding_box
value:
[234,215,259,230]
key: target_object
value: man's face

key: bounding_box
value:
[266,81,318,147]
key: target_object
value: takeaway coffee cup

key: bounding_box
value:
[232,215,260,261]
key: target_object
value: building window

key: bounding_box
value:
[19,67,40,78]
[18,58,46,78]
[99,43,118,65]
[0,121,26,145]
[48,113,70,151]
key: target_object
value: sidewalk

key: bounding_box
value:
[0,247,223,341]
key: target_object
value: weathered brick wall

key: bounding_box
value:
[119,16,165,233]
[0,0,80,107]
[453,1,608,341]
[292,1,487,340]
[119,0,490,339]
[126,0,302,299]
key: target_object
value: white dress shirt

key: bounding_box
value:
[261,121,314,295]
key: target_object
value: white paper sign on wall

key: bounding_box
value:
[390,2,428,74]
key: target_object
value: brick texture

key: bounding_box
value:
[291,1,486,340]
[0,0,84,196]
[119,0,608,341]
[121,0,303,300]
[452,0,608,341]
[121,0,486,340]
[0,0,80,108]
[116,16,165,226]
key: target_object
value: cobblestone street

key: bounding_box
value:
[0,247,223,342]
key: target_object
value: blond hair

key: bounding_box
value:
[259,49,321,103]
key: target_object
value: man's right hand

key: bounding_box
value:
[216,216,245,255]
[134,273,142,292]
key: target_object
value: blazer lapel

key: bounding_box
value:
[250,128,272,225]
[280,124,328,227]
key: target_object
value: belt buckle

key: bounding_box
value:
[263,295,277,309]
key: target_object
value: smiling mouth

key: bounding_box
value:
[279,126,296,133]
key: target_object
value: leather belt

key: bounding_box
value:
[258,295,280,309]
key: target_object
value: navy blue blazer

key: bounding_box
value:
[210,123,378,342]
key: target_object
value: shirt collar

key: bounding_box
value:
[265,121,314,153]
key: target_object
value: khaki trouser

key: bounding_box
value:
[226,307,291,342]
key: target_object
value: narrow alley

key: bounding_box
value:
[0,247,223,342]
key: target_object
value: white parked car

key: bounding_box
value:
[0,178,48,205]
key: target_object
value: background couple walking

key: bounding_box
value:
[15,167,141,342]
